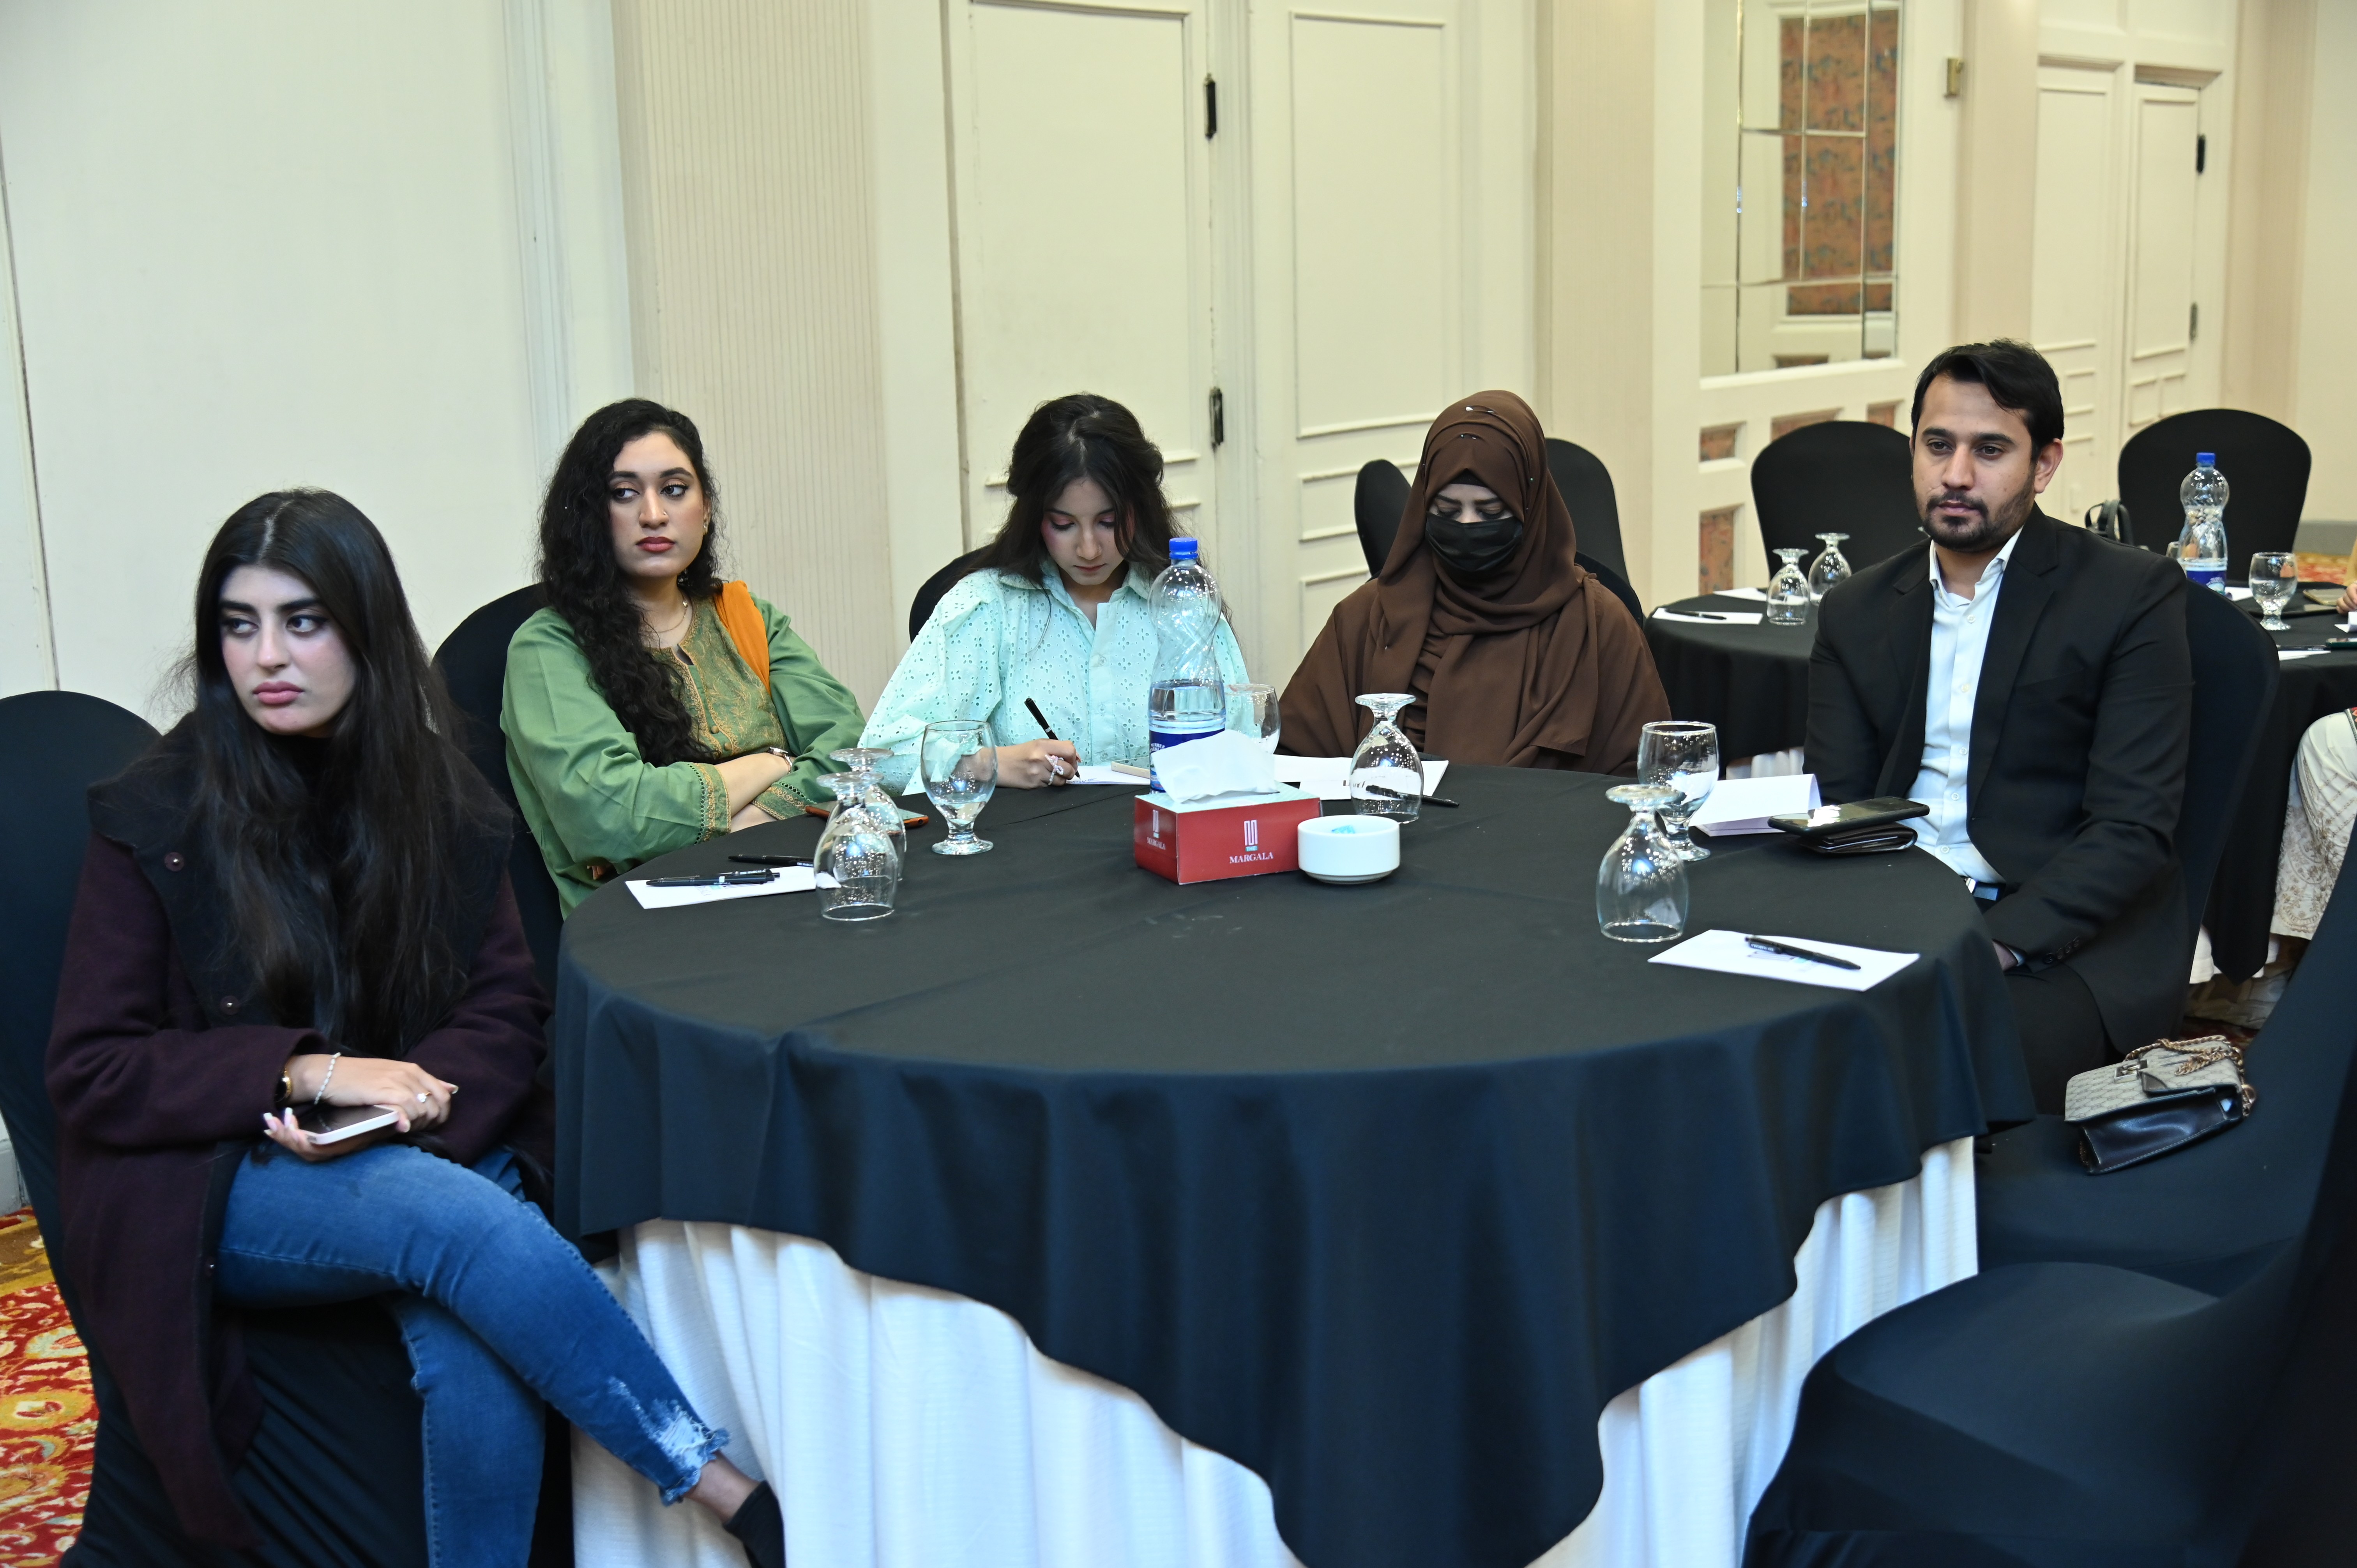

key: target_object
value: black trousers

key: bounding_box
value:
[2007,961,2112,1115]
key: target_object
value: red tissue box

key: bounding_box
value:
[1133,788,1323,884]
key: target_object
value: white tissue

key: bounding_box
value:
[1152,729,1283,803]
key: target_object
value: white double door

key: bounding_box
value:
[939,0,1535,687]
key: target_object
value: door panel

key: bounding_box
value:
[2030,64,2120,520]
[945,0,1218,565]
[2122,84,2199,438]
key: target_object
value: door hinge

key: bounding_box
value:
[2196,133,2207,174]
[2190,302,2200,341]
[1205,76,1218,139]
[1209,387,1225,448]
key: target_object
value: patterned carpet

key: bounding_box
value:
[0,1211,92,1564]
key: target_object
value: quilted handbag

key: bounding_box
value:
[2063,1035,2256,1174]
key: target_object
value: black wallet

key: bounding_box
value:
[1802,823,1920,856]
[1767,796,1929,852]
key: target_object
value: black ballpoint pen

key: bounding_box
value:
[1023,697,1060,741]
[728,854,813,868]
[646,869,778,888]
[1363,783,1460,809]
[1746,934,1860,971]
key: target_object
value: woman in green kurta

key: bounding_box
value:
[502,399,865,913]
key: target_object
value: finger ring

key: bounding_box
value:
[416,1092,429,1103]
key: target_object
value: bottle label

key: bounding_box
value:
[2184,561,2226,591]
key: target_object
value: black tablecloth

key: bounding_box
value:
[1646,590,2357,981]
[1644,596,1813,761]
[554,768,2029,1568]
[2210,606,2357,976]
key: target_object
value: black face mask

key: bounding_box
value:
[1424,511,1524,579]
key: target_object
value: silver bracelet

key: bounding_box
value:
[312,1051,341,1107]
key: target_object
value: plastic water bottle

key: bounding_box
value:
[1147,538,1225,792]
[2175,453,2229,593]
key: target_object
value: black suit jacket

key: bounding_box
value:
[1806,510,2193,1050]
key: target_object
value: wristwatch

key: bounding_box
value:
[276,1068,293,1107]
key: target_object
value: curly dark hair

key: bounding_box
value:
[537,399,724,766]
[179,490,500,1054]
[974,394,1180,585]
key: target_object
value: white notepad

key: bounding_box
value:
[1689,774,1820,836]
[1272,757,1451,801]
[1648,929,1918,992]
[626,869,823,909]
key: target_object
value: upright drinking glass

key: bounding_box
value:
[1767,549,1811,626]
[813,762,902,922]
[1348,694,1422,823]
[1597,784,1690,943]
[1807,533,1852,602]
[1226,682,1281,754]
[2251,551,2299,633]
[829,747,905,861]
[1638,720,1721,861]
[919,720,998,856]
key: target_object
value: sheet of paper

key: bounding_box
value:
[1272,757,1450,801]
[1648,929,1918,992]
[1712,586,1770,602]
[1689,773,1820,835]
[1651,609,1765,627]
[1073,764,1147,784]
[626,869,822,909]
[2281,648,2329,661]
[2223,585,2254,602]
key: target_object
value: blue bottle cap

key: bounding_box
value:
[2197,452,2215,466]
[1169,537,1200,560]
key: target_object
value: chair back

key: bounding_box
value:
[432,584,562,989]
[2118,409,2311,561]
[1578,553,1644,627]
[0,692,157,1243]
[909,549,992,641]
[1748,420,1923,569]
[1545,438,1628,582]
[2177,579,2280,945]
[1353,460,1410,577]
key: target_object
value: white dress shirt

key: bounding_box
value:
[1906,530,2025,886]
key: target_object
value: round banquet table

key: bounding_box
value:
[553,767,2032,1568]
[1645,588,2357,981]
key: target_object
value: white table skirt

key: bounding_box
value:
[576,1138,1973,1568]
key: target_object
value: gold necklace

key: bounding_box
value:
[645,595,693,644]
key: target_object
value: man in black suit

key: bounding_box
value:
[1808,340,2192,1111]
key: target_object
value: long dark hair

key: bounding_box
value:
[182,491,496,1054]
[537,399,724,765]
[974,394,1180,586]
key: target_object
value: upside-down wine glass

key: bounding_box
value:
[1348,693,1422,824]
[1766,549,1811,626]
[1597,784,1690,943]
[2250,551,2299,633]
[1806,533,1852,602]
[1638,720,1720,862]
[830,747,906,862]
[1226,682,1281,754]
[813,755,901,922]
[920,720,998,856]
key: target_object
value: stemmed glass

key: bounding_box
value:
[1227,683,1281,754]
[1807,533,1852,602]
[1348,693,1423,824]
[830,747,905,862]
[919,720,998,856]
[1766,549,1811,626]
[2251,551,2299,633]
[1638,720,1721,862]
[1597,784,1690,943]
[813,753,901,922]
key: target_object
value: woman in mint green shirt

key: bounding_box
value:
[502,399,865,913]
[864,394,1246,793]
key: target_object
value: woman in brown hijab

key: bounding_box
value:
[1279,391,1668,773]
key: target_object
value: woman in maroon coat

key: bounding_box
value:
[49,491,784,1566]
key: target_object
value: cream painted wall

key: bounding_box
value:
[2290,0,2357,520]
[0,1,631,719]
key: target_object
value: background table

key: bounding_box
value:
[554,770,2028,1568]
[1646,589,2357,980]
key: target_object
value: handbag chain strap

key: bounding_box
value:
[2117,1034,2257,1115]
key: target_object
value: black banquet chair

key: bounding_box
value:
[433,583,563,994]
[2116,408,2311,562]
[1744,855,2357,1566]
[1544,436,1629,583]
[0,692,435,1565]
[1351,457,1645,627]
[908,547,991,641]
[1748,420,1923,570]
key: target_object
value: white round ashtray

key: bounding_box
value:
[1298,814,1401,884]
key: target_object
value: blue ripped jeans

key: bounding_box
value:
[215,1142,727,1568]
